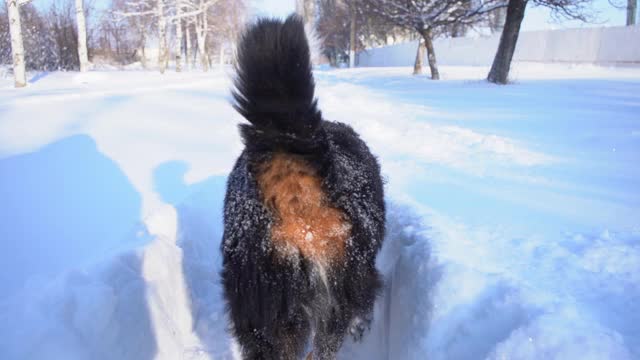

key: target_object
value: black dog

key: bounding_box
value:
[221,15,385,360]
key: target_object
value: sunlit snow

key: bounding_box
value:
[0,63,638,359]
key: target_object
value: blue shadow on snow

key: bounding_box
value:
[0,134,142,299]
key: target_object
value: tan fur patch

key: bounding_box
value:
[257,153,350,262]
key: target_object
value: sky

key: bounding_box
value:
[252,0,631,31]
[252,0,296,18]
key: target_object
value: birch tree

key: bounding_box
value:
[194,0,210,71]
[174,0,183,71]
[75,0,89,71]
[115,0,190,73]
[157,0,169,72]
[349,0,356,67]
[192,0,230,71]
[362,0,507,80]
[102,0,149,66]
[6,0,32,87]
[114,0,170,73]
[296,0,315,24]
[171,0,220,71]
[113,0,244,72]
[185,20,194,69]
[204,0,245,70]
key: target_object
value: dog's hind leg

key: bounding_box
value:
[273,312,312,360]
[311,309,351,360]
[234,310,310,360]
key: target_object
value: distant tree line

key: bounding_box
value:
[3,0,636,88]
[1,1,84,71]
[2,0,246,87]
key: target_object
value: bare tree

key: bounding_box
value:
[348,0,356,67]
[413,39,425,75]
[0,7,11,65]
[316,0,350,66]
[112,0,244,72]
[185,19,193,69]
[362,0,507,80]
[170,0,206,72]
[488,0,594,84]
[207,0,246,69]
[48,0,84,70]
[75,0,89,71]
[114,0,172,73]
[3,0,88,74]
[157,0,169,72]
[316,0,404,67]
[629,0,638,25]
[102,0,151,66]
[116,0,200,73]
[96,5,138,65]
[183,0,221,71]
[296,0,316,24]
[194,0,212,70]
[6,0,32,87]
[174,0,183,71]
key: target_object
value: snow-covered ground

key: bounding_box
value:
[0,64,639,359]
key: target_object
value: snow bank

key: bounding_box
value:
[0,169,234,360]
[1,67,639,359]
[2,198,636,359]
[0,135,142,298]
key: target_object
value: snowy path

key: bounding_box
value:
[0,65,638,359]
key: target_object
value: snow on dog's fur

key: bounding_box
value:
[220,15,386,360]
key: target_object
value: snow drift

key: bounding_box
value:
[1,66,639,359]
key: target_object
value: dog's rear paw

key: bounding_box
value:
[348,315,372,342]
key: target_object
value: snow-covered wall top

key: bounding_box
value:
[357,25,640,67]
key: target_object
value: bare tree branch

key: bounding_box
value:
[361,0,508,79]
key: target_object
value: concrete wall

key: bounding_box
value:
[357,25,640,67]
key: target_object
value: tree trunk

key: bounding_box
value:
[185,23,192,70]
[196,12,208,71]
[349,4,356,68]
[140,45,147,68]
[628,0,637,26]
[329,50,337,67]
[230,41,237,66]
[175,18,182,72]
[157,0,168,74]
[488,0,528,84]
[175,0,182,72]
[7,0,26,87]
[413,40,424,75]
[75,0,89,72]
[219,42,224,69]
[138,23,147,69]
[420,28,439,80]
[196,31,208,71]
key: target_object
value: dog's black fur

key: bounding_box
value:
[221,15,385,360]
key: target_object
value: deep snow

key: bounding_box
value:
[0,64,639,359]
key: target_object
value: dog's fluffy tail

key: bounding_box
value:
[232,15,322,150]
